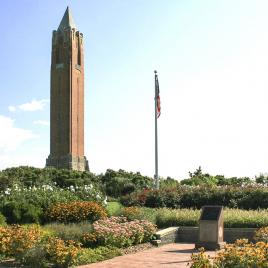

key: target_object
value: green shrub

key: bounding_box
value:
[106,201,123,216]
[0,213,6,226]
[76,246,121,265]
[21,243,49,268]
[121,185,268,210]
[44,222,92,243]
[2,202,42,224]
[101,169,153,198]
[0,166,100,189]
[121,206,156,223]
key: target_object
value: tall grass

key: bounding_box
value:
[43,222,92,242]
[122,207,268,229]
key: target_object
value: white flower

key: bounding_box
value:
[4,189,10,195]
[69,185,75,192]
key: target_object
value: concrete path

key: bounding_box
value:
[78,243,216,268]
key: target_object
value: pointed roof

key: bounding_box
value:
[58,6,76,31]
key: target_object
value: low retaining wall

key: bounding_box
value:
[153,226,257,245]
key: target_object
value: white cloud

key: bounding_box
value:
[18,99,49,112]
[33,120,49,126]
[8,106,16,112]
[0,115,35,151]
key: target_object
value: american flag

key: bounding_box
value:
[155,72,161,118]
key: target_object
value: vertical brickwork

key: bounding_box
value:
[46,7,88,171]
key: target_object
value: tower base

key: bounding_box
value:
[46,154,89,171]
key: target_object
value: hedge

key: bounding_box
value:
[121,185,268,210]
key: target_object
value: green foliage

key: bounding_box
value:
[121,206,157,223]
[155,208,200,228]
[155,208,268,228]
[76,246,121,265]
[224,209,268,228]
[255,173,268,185]
[0,179,104,224]
[0,213,6,226]
[181,166,253,186]
[106,201,123,216]
[117,206,268,229]
[1,166,100,188]
[101,169,153,198]
[43,222,93,243]
[21,243,49,268]
[2,202,42,224]
[121,185,268,210]
[159,176,180,189]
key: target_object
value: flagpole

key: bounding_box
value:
[154,70,159,190]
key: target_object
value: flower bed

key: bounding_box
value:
[0,224,122,267]
[45,201,107,223]
[191,238,268,267]
[84,216,157,248]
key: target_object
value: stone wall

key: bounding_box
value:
[153,226,258,245]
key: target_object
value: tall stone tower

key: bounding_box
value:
[46,7,89,171]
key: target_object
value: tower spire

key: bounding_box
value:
[58,6,76,31]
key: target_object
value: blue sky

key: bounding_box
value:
[1,0,268,179]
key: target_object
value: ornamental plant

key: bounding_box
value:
[191,239,268,268]
[45,201,107,223]
[45,237,81,268]
[254,226,268,242]
[91,216,156,248]
[0,225,42,260]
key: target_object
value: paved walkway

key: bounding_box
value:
[78,243,216,268]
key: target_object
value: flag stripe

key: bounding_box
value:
[155,74,161,118]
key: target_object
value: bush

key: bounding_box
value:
[121,206,156,223]
[76,246,121,265]
[0,212,6,226]
[191,239,268,267]
[44,222,93,243]
[45,237,81,268]
[21,243,49,268]
[122,185,268,210]
[45,201,107,223]
[0,166,100,189]
[2,202,43,224]
[106,201,123,216]
[92,216,156,248]
[0,225,42,260]
[254,226,268,242]
[101,169,153,198]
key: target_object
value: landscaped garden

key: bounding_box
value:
[0,166,267,267]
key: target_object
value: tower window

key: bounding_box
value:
[77,40,81,66]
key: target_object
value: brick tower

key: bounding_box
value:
[46,7,89,171]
